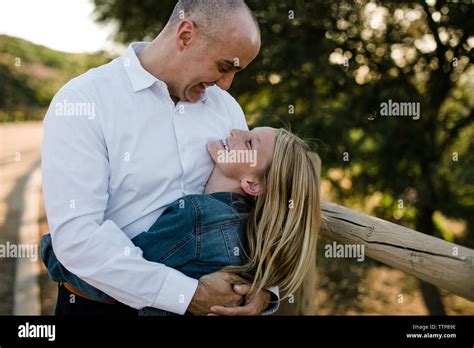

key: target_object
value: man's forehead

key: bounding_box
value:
[228,9,260,45]
[212,30,260,68]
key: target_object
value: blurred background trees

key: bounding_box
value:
[0,35,109,121]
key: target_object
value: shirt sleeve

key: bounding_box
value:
[42,87,197,314]
[261,286,280,315]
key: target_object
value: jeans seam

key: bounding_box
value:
[220,226,234,264]
[157,234,195,263]
[200,219,244,233]
[188,196,200,260]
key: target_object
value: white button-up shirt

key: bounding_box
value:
[42,42,253,314]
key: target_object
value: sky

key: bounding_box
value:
[0,0,121,53]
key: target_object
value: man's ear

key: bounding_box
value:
[176,20,195,50]
[240,178,262,197]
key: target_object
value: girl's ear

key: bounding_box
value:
[240,178,261,196]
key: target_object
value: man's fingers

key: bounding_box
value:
[210,304,258,316]
[233,283,251,295]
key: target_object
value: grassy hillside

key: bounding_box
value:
[0,35,111,122]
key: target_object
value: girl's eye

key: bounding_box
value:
[219,67,229,73]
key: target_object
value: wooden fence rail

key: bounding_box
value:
[320,201,474,301]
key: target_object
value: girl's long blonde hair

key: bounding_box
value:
[226,128,321,300]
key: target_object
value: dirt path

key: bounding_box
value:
[0,121,54,314]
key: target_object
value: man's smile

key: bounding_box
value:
[196,82,215,92]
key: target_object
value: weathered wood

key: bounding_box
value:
[320,200,474,301]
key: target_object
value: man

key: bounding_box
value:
[42,0,279,316]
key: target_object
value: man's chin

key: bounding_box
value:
[188,96,201,103]
[185,86,205,103]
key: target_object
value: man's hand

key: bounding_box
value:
[187,271,243,315]
[208,284,271,316]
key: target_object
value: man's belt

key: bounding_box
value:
[61,282,117,304]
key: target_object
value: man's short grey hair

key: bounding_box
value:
[164,0,260,40]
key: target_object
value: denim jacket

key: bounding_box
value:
[41,192,252,316]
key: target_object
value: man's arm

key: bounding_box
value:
[42,87,199,314]
[188,272,244,315]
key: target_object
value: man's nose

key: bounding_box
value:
[217,73,235,91]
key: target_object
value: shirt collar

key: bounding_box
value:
[122,42,208,102]
[122,42,159,93]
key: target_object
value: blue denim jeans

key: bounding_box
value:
[41,192,251,316]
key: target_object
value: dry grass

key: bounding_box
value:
[316,264,474,315]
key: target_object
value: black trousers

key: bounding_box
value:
[55,283,139,316]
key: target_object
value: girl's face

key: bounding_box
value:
[207,127,277,181]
